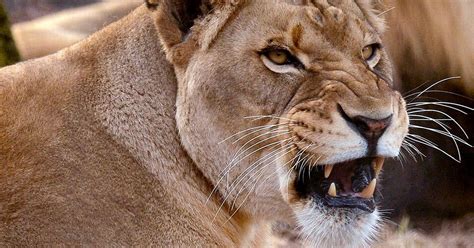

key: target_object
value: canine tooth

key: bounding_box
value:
[328,183,337,197]
[324,164,334,178]
[373,157,385,176]
[359,179,376,199]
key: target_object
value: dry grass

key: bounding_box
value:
[376,214,474,248]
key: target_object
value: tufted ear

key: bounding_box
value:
[146,0,240,67]
[144,0,211,65]
[147,0,213,36]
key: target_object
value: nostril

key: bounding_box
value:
[337,104,393,141]
[351,115,392,140]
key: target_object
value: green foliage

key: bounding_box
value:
[0,2,19,67]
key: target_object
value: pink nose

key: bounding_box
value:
[338,105,393,144]
[350,115,393,141]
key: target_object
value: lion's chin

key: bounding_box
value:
[278,153,387,246]
[294,202,381,247]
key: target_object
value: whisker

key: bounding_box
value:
[377,6,395,16]
[406,89,474,101]
[408,109,469,138]
[409,114,452,131]
[285,144,316,200]
[402,80,432,97]
[403,76,472,163]
[218,122,291,145]
[406,135,462,162]
[408,101,473,114]
[222,142,294,205]
[409,118,455,122]
[404,76,461,102]
[207,137,292,203]
[401,142,417,162]
[409,124,468,162]
[244,115,293,122]
[225,131,291,176]
[404,140,426,159]
[211,141,294,222]
[409,125,470,146]
[395,150,407,168]
[229,144,320,223]
[285,147,308,200]
[225,143,297,221]
[231,123,294,145]
[402,140,425,161]
[226,142,295,210]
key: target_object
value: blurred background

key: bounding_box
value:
[3,0,141,59]
[0,0,472,246]
[4,0,96,22]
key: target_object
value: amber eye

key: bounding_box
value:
[267,50,290,65]
[260,47,304,73]
[362,44,375,60]
[362,43,381,68]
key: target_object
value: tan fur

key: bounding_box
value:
[0,1,410,246]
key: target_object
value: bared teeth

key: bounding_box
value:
[359,179,376,199]
[324,164,334,178]
[373,157,385,176]
[328,182,337,197]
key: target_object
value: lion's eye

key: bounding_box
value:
[362,43,381,68]
[260,47,304,74]
[267,50,290,65]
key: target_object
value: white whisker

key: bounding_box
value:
[215,142,295,216]
[224,131,291,177]
[207,137,291,204]
[408,101,472,114]
[408,109,469,138]
[244,115,293,122]
[225,143,297,222]
[405,76,461,102]
[409,125,470,147]
[406,135,461,162]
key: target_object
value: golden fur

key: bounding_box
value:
[0,0,440,246]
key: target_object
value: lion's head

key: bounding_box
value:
[151,0,409,246]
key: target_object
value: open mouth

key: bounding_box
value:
[294,154,385,213]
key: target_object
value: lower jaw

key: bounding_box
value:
[293,200,382,247]
[321,195,376,213]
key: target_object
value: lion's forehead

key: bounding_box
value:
[281,0,372,21]
[241,0,379,45]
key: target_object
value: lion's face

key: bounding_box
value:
[171,0,408,246]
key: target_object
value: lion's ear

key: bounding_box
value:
[147,0,215,66]
[150,0,212,35]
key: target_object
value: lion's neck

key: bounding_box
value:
[66,6,255,245]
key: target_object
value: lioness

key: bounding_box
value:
[0,0,409,246]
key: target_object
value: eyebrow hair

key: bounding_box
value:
[291,24,304,49]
